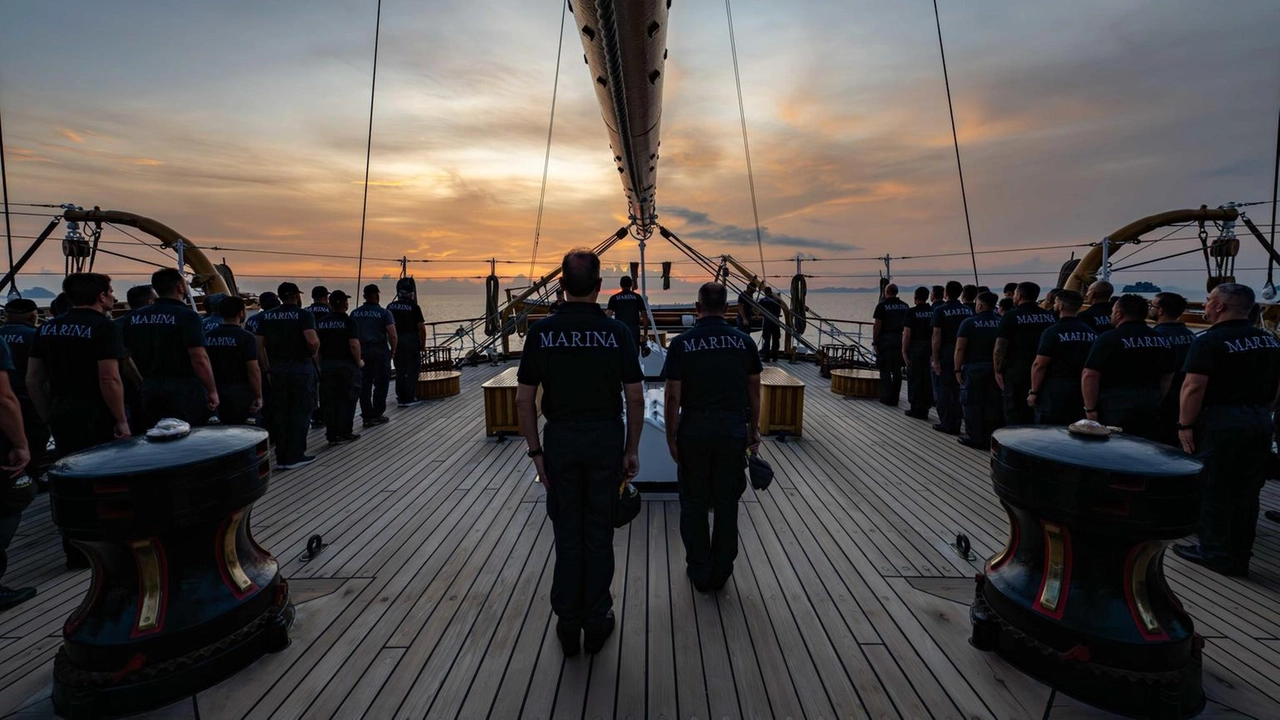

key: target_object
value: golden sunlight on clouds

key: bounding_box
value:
[57,127,85,144]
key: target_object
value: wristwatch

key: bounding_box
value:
[527,448,544,458]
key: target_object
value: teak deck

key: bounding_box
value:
[1,361,1278,719]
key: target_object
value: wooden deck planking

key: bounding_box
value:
[0,361,1274,718]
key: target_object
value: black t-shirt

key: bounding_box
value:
[873,298,910,336]
[30,308,125,409]
[305,303,332,324]
[516,303,643,423]
[759,295,783,327]
[956,310,1001,365]
[256,304,316,365]
[607,290,643,330]
[123,298,206,379]
[0,323,37,399]
[1152,322,1197,370]
[737,292,755,322]
[386,299,425,340]
[244,311,265,335]
[1183,319,1280,407]
[205,323,258,385]
[351,302,395,352]
[998,302,1057,373]
[930,299,973,346]
[1079,300,1115,333]
[1036,316,1097,381]
[201,314,223,336]
[1084,322,1176,391]
[662,317,762,415]
[317,312,359,363]
[905,304,934,348]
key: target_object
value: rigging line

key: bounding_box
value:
[0,102,12,277]
[529,0,568,282]
[1105,224,1185,266]
[1108,246,1207,273]
[90,245,171,270]
[105,223,180,260]
[724,0,767,279]
[931,0,979,285]
[1269,102,1279,288]
[355,0,383,291]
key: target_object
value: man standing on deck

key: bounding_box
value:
[0,330,32,611]
[1080,280,1116,333]
[954,291,1003,449]
[351,284,397,427]
[305,286,333,428]
[1003,283,1018,301]
[205,296,263,426]
[124,268,219,428]
[930,285,945,309]
[872,284,909,406]
[1027,290,1096,425]
[961,284,978,313]
[201,293,226,336]
[1171,283,1280,577]
[758,287,784,363]
[388,278,426,408]
[901,286,935,419]
[736,283,757,335]
[515,249,643,657]
[256,282,320,470]
[930,281,972,435]
[663,282,761,592]
[1081,294,1175,441]
[1150,292,1196,445]
[606,276,644,352]
[317,290,362,445]
[994,281,1056,426]
[0,300,46,486]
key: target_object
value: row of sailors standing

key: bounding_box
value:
[874,278,1279,578]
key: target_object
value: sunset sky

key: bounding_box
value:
[1,0,1278,299]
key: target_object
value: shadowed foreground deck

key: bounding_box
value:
[1,361,1278,719]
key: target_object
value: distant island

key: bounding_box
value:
[1121,281,1161,293]
[19,287,55,299]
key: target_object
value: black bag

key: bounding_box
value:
[614,481,642,528]
[747,451,773,491]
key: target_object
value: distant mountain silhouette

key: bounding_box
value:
[20,287,55,299]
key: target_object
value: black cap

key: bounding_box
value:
[277,282,301,298]
[4,299,37,314]
[311,285,329,300]
[258,292,281,310]
[363,283,380,297]
[330,290,350,304]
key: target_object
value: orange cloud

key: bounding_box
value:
[57,128,85,144]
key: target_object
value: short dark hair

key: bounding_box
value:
[1213,283,1255,313]
[63,272,112,306]
[1055,289,1084,312]
[1003,282,1018,294]
[914,286,930,302]
[312,286,329,301]
[202,294,221,313]
[620,276,633,289]
[1115,294,1148,321]
[219,295,246,319]
[51,293,72,316]
[944,281,963,300]
[931,285,944,299]
[884,283,898,297]
[1016,281,1041,302]
[1154,291,1187,319]
[698,282,728,313]
[961,284,978,302]
[363,283,380,299]
[126,284,154,309]
[151,267,185,297]
[998,297,1015,313]
[258,292,280,311]
[561,250,601,297]
[976,291,999,309]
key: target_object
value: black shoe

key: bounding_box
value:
[958,437,986,450]
[1171,544,1248,577]
[341,433,362,442]
[0,586,36,612]
[879,399,899,407]
[905,409,928,420]
[371,416,390,426]
[687,566,715,593]
[310,420,326,429]
[583,611,615,654]
[933,423,960,436]
[556,620,581,657]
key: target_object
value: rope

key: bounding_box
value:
[484,273,500,337]
[529,0,568,281]
[355,0,383,290]
[724,0,767,279]
[932,0,979,285]
[0,102,12,279]
[1108,246,1206,273]
[1268,104,1279,294]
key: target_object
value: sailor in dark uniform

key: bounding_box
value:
[0,331,32,611]
[758,287,784,363]
[245,291,279,438]
[871,284,909,405]
[117,284,156,329]
[351,284,397,427]
[930,281,972,434]
[255,282,320,470]
[0,300,47,484]
[901,286,935,419]
[994,281,1056,425]
[316,290,362,445]
[961,284,978,313]
[1171,283,1280,577]
[954,291,1003,448]
[244,291,278,336]
[387,279,426,407]
[305,286,332,322]
[1081,294,1175,441]
[1002,282,1018,301]
[1079,280,1116,333]
[200,293,226,336]
[1150,292,1197,445]
[735,283,757,335]
[204,296,262,426]
[1027,289,1095,425]
[930,285,945,309]
[663,282,761,592]
[123,268,219,428]
[997,297,1015,316]
[606,276,644,352]
[515,249,643,657]
[1042,287,1062,318]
